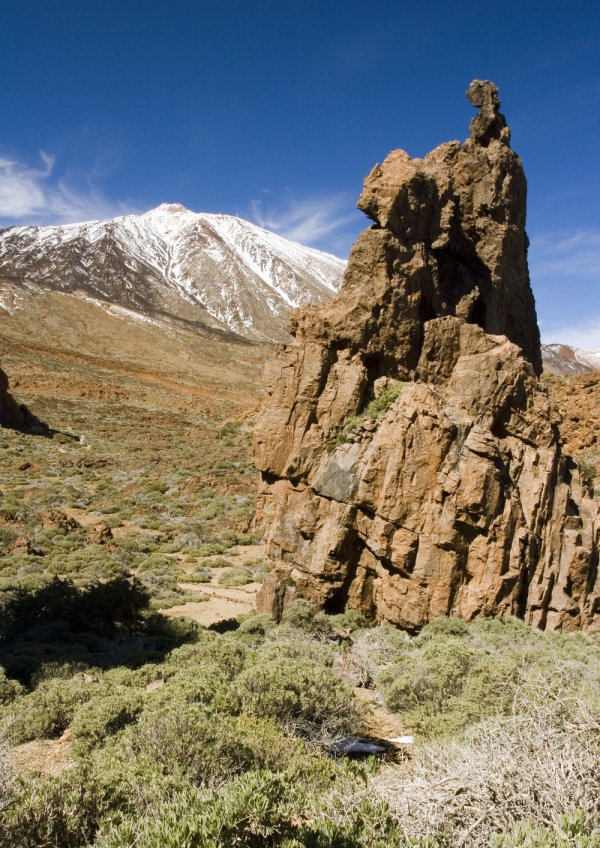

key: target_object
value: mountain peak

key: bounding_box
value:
[0,207,346,343]
[145,202,193,216]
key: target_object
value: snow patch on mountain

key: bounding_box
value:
[0,203,346,342]
[541,343,600,375]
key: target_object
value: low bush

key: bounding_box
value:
[281,598,334,640]
[71,690,144,755]
[231,654,363,739]
[218,566,253,587]
[6,676,94,743]
[201,556,232,568]
[182,568,211,583]
[376,615,600,737]
[364,381,405,419]
[494,811,600,847]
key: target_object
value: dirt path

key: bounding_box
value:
[164,544,265,626]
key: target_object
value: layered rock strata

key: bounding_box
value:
[254,81,600,633]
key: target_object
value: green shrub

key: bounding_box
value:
[327,432,349,452]
[365,381,405,419]
[118,706,301,787]
[375,614,600,737]
[46,548,129,580]
[198,502,224,520]
[218,566,252,587]
[183,568,211,583]
[236,613,277,643]
[93,768,404,848]
[71,691,143,755]
[330,609,367,632]
[195,543,226,557]
[380,636,475,715]
[241,558,268,582]
[415,615,470,642]
[201,556,232,569]
[231,655,361,738]
[576,458,598,480]
[0,667,25,704]
[136,554,175,573]
[281,598,333,639]
[148,592,208,610]
[6,676,94,743]
[494,810,600,847]
[236,533,258,546]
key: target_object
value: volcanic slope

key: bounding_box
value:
[0,203,345,343]
[542,343,600,376]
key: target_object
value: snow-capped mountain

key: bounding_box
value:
[541,344,600,376]
[0,204,345,342]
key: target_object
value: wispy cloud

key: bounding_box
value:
[250,193,362,256]
[541,315,600,350]
[529,229,600,280]
[0,151,137,227]
[530,229,600,347]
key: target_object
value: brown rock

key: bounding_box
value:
[254,82,600,634]
[11,537,31,556]
[88,523,113,545]
[41,509,80,533]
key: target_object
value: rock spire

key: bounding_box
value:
[0,366,46,434]
[253,82,600,633]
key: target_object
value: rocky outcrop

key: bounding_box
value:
[0,366,46,434]
[254,82,600,633]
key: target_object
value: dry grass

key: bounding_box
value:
[373,688,600,846]
[0,742,13,814]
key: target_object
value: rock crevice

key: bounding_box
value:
[254,82,600,632]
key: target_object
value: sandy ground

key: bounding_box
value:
[10,738,73,776]
[163,543,265,626]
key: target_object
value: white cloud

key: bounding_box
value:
[250,194,360,255]
[541,315,600,349]
[0,151,136,226]
[530,229,600,347]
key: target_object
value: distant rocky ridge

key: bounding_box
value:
[0,204,345,343]
[542,344,600,376]
[254,81,600,634]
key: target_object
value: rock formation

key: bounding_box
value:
[254,81,600,633]
[0,365,46,434]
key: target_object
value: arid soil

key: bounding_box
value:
[0,289,267,419]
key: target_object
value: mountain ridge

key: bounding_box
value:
[0,204,345,343]
[541,343,600,376]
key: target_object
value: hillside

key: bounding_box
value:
[0,203,345,343]
[542,343,600,375]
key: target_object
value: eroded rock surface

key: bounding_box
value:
[254,81,600,633]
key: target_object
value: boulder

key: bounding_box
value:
[88,523,113,545]
[41,510,80,533]
[0,365,47,434]
[254,82,600,634]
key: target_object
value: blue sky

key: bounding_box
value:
[0,0,599,345]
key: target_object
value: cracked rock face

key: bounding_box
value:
[253,81,600,633]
